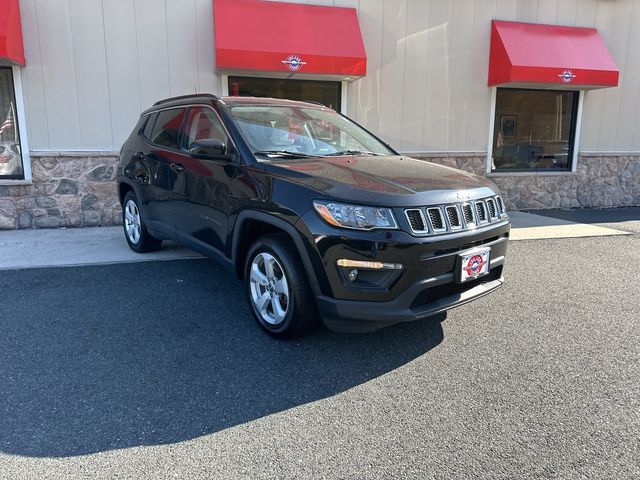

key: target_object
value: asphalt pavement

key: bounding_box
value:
[0,218,639,479]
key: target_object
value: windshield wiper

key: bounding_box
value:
[253,150,317,158]
[322,150,382,156]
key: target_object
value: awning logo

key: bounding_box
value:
[282,55,306,71]
[559,70,576,83]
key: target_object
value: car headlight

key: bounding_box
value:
[313,200,397,230]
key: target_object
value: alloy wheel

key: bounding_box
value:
[249,252,290,325]
[124,199,141,245]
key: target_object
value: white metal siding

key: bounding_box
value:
[18,0,640,153]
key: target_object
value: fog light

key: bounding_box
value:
[348,269,359,282]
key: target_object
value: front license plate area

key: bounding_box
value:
[458,247,491,283]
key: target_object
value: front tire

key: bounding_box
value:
[245,234,319,339]
[122,191,162,253]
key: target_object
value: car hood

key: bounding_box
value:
[263,155,498,207]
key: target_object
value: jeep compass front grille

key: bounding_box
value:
[404,195,507,235]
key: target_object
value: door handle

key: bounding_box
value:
[134,152,145,159]
[169,162,185,173]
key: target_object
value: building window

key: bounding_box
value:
[492,88,579,172]
[228,76,342,112]
[0,67,24,179]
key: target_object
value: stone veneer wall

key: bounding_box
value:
[0,153,639,230]
[0,154,120,230]
[417,154,640,210]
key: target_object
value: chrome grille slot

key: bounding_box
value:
[404,196,507,236]
[461,203,475,226]
[445,205,462,229]
[475,201,487,223]
[486,199,497,219]
[405,209,427,233]
[427,207,446,232]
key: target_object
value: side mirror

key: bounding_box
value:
[189,139,228,159]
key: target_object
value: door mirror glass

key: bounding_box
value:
[189,139,227,158]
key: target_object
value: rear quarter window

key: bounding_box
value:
[149,108,186,149]
[142,113,156,140]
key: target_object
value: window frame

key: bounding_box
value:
[0,66,31,184]
[486,86,585,176]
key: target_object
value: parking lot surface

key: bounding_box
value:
[0,231,639,479]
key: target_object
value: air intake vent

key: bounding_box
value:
[475,201,487,223]
[405,209,427,232]
[445,206,461,229]
[495,196,505,215]
[486,199,497,219]
[461,203,475,226]
[427,208,445,231]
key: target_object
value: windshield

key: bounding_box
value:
[227,105,394,159]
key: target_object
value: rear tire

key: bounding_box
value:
[245,234,319,339]
[122,191,162,253]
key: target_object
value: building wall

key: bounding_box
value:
[18,0,640,155]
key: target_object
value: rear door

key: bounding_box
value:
[173,106,238,252]
[140,107,188,235]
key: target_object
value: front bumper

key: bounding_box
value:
[317,262,505,333]
[297,211,510,332]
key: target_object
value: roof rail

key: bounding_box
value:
[153,93,218,107]
[304,100,326,107]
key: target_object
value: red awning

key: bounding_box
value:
[0,0,25,66]
[213,0,366,78]
[489,20,618,89]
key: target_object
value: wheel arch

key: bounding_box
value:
[232,211,326,298]
[118,180,136,206]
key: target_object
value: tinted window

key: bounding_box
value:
[142,113,156,140]
[492,88,579,172]
[182,107,230,150]
[149,108,186,149]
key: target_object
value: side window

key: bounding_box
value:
[149,108,186,149]
[182,107,230,151]
[142,113,156,140]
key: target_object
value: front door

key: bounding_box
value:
[173,106,237,253]
[228,76,342,112]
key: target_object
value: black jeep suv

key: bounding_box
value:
[117,94,510,338]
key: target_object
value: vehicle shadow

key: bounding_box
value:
[0,259,444,458]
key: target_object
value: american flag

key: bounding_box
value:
[0,104,15,139]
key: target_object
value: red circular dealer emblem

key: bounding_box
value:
[463,255,486,277]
